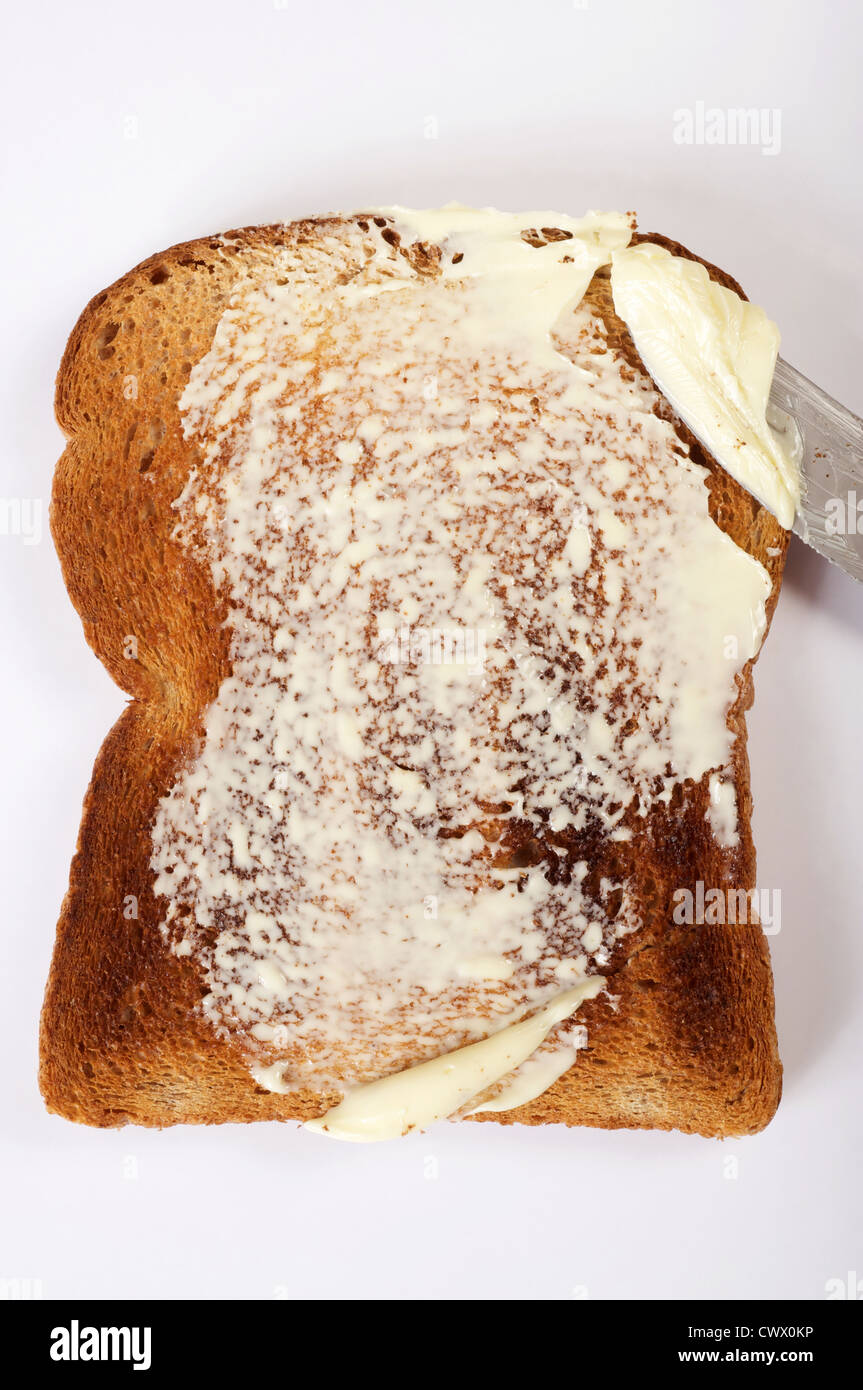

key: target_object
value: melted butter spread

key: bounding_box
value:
[303,977,605,1141]
[150,206,773,1137]
[611,242,800,527]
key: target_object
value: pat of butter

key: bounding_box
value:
[304,976,605,1142]
[610,242,800,528]
[465,1045,580,1115]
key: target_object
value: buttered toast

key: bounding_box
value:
[41,210,787,1138]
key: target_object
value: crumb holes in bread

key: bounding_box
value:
[495,838,545,869]
[96,321,119,360]
[606,886,624,919]
[521,227,575,249]
[139,419,164,473]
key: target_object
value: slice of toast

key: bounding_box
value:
[41,214,786,1135]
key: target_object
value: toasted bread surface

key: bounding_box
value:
[41,217,786,1134]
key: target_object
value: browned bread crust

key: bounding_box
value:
[41,217,787,1134]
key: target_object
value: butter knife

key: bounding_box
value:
[768,358,863,582]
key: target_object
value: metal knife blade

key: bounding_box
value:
[768,357,863,582]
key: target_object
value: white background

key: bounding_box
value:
[1,0,861,1301]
